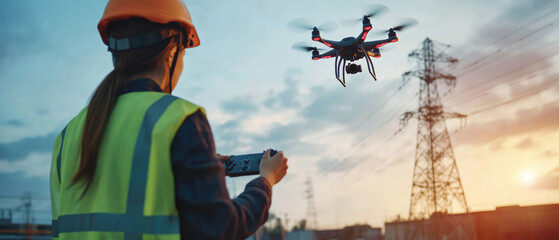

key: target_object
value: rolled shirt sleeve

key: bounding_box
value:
[170,109,272,239]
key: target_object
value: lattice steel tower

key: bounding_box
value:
[400,38,475,240]
[305,175,318,229]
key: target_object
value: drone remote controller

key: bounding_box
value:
[223,150,278,177]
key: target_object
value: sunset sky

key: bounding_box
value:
[1,0,558,230]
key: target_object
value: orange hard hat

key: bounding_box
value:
[98,0,200,49]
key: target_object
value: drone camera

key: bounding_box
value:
[346,63,362,74]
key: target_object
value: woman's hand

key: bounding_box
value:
[216,153,230,163]
[259,149,288,186]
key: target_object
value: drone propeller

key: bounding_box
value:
[292,42,326,52]
[341,4,389,26]
[362,4,390,20]
[287,17,338,33]
[381,18,418,33]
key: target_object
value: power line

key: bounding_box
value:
[320,93,417,175]
[330,129,405,195]
[455,5,559,64]
[0,195,50,201]
[450,38,559,100]
[469,81,559,115]
[448,55,559,109]
[316,76,415,174]
[322,96,417,193]
[348,80,411,133]
[457,20,559,76]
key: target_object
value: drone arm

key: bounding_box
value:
[313,36,343,49]
[363,38,394,51]
[313,49,337,60]
[356,28,372,44]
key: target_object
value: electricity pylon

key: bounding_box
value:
[400,38,476,240]
[305,175,318,230]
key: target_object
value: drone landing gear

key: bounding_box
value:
[334,48,377,87]
[334,54,347,87]
[359,45,377,81]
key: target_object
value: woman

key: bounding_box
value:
[49,0,288,239]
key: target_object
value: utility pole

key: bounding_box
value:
[400,38,476,240]
[305,175,318,230]
[22,192,34,240]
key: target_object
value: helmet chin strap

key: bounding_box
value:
[167,30,182,94]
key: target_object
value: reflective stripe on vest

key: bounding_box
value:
[52,94,185,238]
[56,126,67,183]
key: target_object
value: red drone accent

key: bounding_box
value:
[361,32,369,40]
[364,26,372,31]
[322,56,333,59]
[313,37,320,41]
[391,38,399,42]
[312,57,320,60]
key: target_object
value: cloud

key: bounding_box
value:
[453,101,559,146]
[464,0,558,48]
[299,81,395,129]
[448,53,558,112]
[213,68,408,176]
[251,121,328,155]
[541,150,557,158]
[501,0,557,20]
[4,119,25,127]
[221,95,260,115]
[214,119,246,153]
[36,109,49,116]
[263,70,302,110]
[0,152,52,178]
[490,140,504,152]
[0,1,46,60]
[534,166,559,190]
[0,131,58,161]
[446,0,559,112]
[317,158,358,173]
[515,137,534,150]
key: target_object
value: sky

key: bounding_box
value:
[1,0,559,231]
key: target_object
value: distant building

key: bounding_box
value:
[285,224,382,240]
[385,203,559,240]
[285,230,314,240]
[0,222,51,240]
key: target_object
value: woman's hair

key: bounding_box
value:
[73,18,181,197]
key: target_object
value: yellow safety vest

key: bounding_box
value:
[50,92,203,240]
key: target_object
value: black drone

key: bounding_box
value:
[290,6,417,87]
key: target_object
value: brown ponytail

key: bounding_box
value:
[72,18,182,197]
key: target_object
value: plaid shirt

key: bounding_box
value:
[123,79,272,239]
